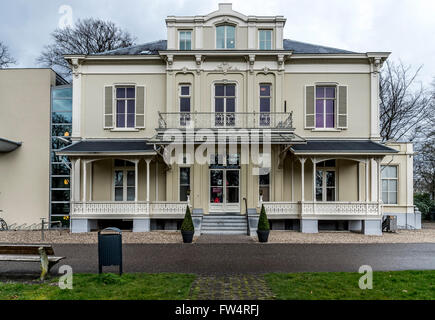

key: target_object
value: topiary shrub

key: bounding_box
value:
[257,204,270,231]
[181,205,194,232]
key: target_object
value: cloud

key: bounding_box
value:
[0,0,433,84]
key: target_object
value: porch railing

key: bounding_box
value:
[158,112,293,130]
[71,201,189,216]
[262,201,381,216]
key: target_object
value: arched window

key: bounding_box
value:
[216,25,235,49]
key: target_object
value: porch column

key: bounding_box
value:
[299,157,306,201]
[134,160,139,202]
[82,160,87,202]
[145,159,151,202]
[291,159,294,201]
[155,161,159,201]
[365,158,369,215]
[89,161,93,201]
[312,157,316,202]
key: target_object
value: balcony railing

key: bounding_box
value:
[158,112,293,130]
[71,201,189,216]
[262,201,381,217]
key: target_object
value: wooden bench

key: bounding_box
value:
[0,244,65,280]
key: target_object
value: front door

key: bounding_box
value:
[209,168,240,212]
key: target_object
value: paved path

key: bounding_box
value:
[0,243,434,276]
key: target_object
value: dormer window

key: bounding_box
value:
[179,31,192,50]
[216,25,235,49]
[259,30,272,50]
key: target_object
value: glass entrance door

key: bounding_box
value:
[209,169,240,212]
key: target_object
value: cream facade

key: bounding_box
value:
[61,4,417,235]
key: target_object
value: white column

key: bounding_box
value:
[89,161,93,201]
[70,159,76,203]
[377,158,382,215]
[82,160,87,202]
[365,159,369,202]
[291,159,294,202]
[312,158,316,202]
[299,157,306,201]
[155,161,159,201]
[145,159,151,202]
[134,160,139,202]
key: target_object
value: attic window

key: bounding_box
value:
[216,25,235,49]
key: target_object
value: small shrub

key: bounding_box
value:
[181,206,194,232]
[414,193,435,220]
[257,204,270,231]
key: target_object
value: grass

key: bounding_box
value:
[265,270,435,300]
[0,273,195,300]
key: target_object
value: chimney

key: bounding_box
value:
[218,3,233,11]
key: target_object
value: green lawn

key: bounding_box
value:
[0,273,195,300]
[265,270,435,300]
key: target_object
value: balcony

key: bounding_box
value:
[158,112,293,130]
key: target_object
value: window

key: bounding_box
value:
[179,31,192,50]
[216,25,235,49]
[315,86,336,128]
[259,84,271,126]
[214,83,236,126]
[115,87,135,128]
[114,160,136,201]
[179,167,191,201]
[381,165,398,204]
[259,30,272,50]
[179,84,191,126]
[316,160,336,201]
[259,172,270,202]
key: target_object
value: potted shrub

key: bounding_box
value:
[257,204,270,243]
[181,205,194,243]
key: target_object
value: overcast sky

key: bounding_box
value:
[1,0,433,85]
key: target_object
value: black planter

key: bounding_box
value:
[181,230,194,243]
[257,230,270,243]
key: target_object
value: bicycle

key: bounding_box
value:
[0,210,8,231]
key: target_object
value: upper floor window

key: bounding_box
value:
[179,31,192,50]
[216,25,235,49]
[116,87,135,128]
[259,30,272,50]
[381,165,398,204]
[260,84,271,126]
[316,86,336,129]
[179,84,191,126]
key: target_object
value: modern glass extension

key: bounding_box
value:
[50,85,72,227]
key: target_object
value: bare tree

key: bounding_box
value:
[0,41,16,68]
[379,61,430,142]
[414,78,435,199]
[37,18,135,79]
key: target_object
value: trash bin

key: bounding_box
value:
[98,227,123,275]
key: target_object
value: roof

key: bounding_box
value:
[283,39,356,54]
[57,140,156,155]
[0,138,22,153]
[92,38,355,56]
[290,140,398,155]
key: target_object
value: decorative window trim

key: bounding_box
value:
[258,29,273,50]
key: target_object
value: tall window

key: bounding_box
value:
[216,25,235,49]
[381,165,398,204]
[259,30,272,50]
[114,160,135,201]
[179,31,192,50]
[179,84,191,126]
[215,83,236,126]
[259,171,270,202]
[260,84,271,126]
[316,160,336,201]
[51,85,72,227]
[116,87,135,128]
[179,167,191,201]
[315,86,336,128]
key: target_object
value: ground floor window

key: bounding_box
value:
[259,171,270,201]
[179,167,191,201]
[381,165,398,204]
[114,160,135,201]
[316,160,336,201]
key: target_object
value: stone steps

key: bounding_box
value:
[201,214,248,235]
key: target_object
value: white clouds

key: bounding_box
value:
[0,0,433,83]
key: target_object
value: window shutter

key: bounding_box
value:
[104,86,114,129]
[337,85,348,129]
[305,85,315,129]
[135,86,145,128]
